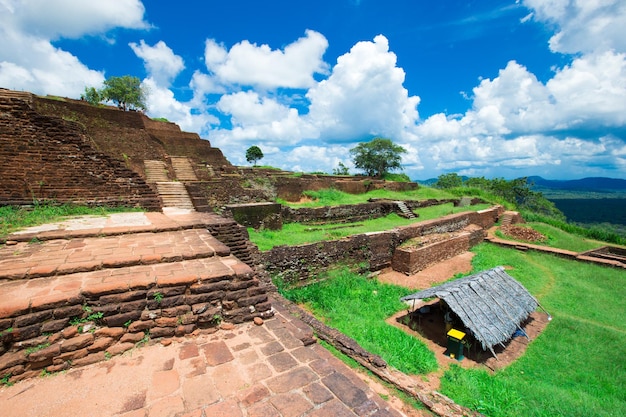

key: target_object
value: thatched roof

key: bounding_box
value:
[400,266,540,357]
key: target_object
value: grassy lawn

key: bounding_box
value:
[441,243,626,417]
[250,203,492,251]
[278,240,626,417]
[279,267,439,375]
[496,222,609,252]
[0,204,143,239]
[281,187,460,207]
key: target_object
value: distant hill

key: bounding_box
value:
[527,176,626,192]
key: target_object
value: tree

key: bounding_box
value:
[245,145,264,165]
[101,75,147,111]
[81,86,101,105]
[435,173,463,189]
[349,137,406,178]
[83,75,148,111]
[333,162,350,176]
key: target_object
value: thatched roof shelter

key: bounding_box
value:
[400,266,547,358]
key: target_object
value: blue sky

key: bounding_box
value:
[1,1,625,180]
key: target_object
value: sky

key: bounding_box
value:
[1,0,625,180]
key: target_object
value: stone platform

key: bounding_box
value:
[0,212,410,416]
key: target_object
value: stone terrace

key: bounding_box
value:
[0,212,273,382]
[0,212,415,417]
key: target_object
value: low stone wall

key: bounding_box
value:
[0,268,271,382]
[391,225,484,275]
[259,207,503,286]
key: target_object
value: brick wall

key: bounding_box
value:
[0,268,271,382]
[258,207,503,286]
[0,94,161,209]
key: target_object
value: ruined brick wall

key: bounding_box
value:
[391,232,471,275]
[0,270,270,382]
[272,176,418,202]
[0,93,161,209]
[282,201,397,224]
[259,207,502,286]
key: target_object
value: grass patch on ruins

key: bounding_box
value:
[0,204,143,239]
[496,222,608,252]
[439,243,626,417]
[250,203,491,251]
[282,187,461,208]
[279,267,438,375]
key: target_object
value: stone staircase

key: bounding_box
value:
[144,160,170,182]
[0,212,271,383]
[394,201,416,219]
[144,159,196,210]
[155,182,195,210]
[171,156,198,181]
[500,211,520,226]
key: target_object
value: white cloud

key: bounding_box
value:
[305,35,420,142]
[143,78,217,134]
[204,30,329,89]
[3,0,148,40]
[523,0,626,54]
[130,40,184,86]
[210,91,316,147]
[0,0,148,97]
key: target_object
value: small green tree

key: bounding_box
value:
[349,137,406,178]
[333,162,350,176]
[246,145,264,166]
[101,75,147,111]
[80,86,101,105]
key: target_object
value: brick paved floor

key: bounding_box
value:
[0,213,414,417]
[0,297,407,417]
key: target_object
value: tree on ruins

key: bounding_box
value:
[349,137,406,178]
[82,75,148,111]
[245,145,264,166]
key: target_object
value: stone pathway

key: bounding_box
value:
[0,212,415,417]
[0,295,406,417]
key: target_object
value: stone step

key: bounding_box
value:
[155,182,195,210]
[394,201,416,218]
[144,160,170,182]
[170,156,198,181]
[0,229,229,281]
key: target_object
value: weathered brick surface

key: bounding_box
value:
[0,94,161,209]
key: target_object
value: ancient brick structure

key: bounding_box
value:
[258,207,502,286]
[0,213,271,382]
[0,90,161,209]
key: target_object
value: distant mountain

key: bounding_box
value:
[527,176,626,192]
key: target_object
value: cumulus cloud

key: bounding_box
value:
[306,35,420,142]
[130,40,184,86]
[3,0,148,40]
[203,30,329,89]
[410,1,626,179]
[523,0,626,54]
[0,0,148,97]
[142,78,217,134]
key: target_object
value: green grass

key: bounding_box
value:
[0,204,143,239]
[439,243,626,417]
[497,222,609,252]
[280,267,438,374]
[285,187,461,208]
[278,233,626,416]
[250,203,491,251]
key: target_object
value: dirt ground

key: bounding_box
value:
[377,251,551,391]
